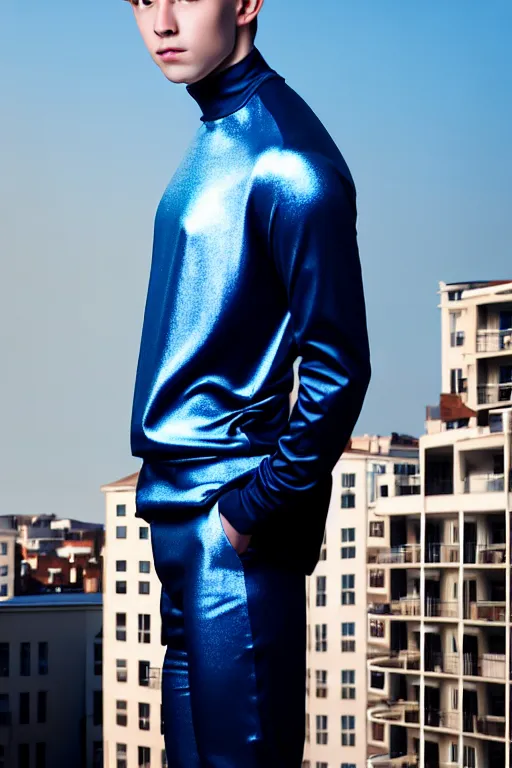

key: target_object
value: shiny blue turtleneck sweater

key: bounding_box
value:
[130,46,371,573]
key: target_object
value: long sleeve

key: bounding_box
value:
[217,153,372,535]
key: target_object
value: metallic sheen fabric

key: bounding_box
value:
[130,46,371,574]
[151,499,307,766]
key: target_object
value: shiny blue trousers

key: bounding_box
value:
[150,499,307,767]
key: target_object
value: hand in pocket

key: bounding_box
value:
[219,510,252,555]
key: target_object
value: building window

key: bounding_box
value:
[315,714,328,745]
[341,493,355,508]
[341,715,355,746]
[116,560,127,572]
[371,670,385,690]
[92,742,102,768]
[393,463,417,475]
[18,744,30,768]
[341,528,355,542]
[341,473,355,488]
[139,561,151,574]
[116,526,127,539]
[315,624,327,652]
[20,642,30,676]
[139,660,150,687]
[139,582,150,595]
[372,721,385,741]
[37,691,47,723]
[369,521,384,537]
[138,614,151,644]
[93,690,102,726]
[0,542,7,555]
[0,694,10,727]
[116,504,126,517]
[160,703,165,735]
[94,642,102,676]
[369,569,385,589]
[139,702,150,730]
[116,700,128,727]
[450,368,465,394]
[0,565,7,577]
[370,619,385,638]
[450,743,459,764]
[36,741,47,768]
[341,574,355,605]
[38,642,48,675]
[380,484,388,497]
[316,576,326,606]
[116,613,127,642]
[341,764,356,768]
[341,623,355,652]
[0,585,6,597]
[448,289,463,301]
[138,746,151,767]
[139,527,149,540]
[0,643,9,677]
[19,692,30,725]
[116,743,127,768]
[341,670,355,699]
[116,659,128,683]
[341,546,355,559]
[315,669,327,698]
[161,748,168,767]
[116,581,127,595]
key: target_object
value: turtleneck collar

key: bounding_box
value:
[186,46,284,123]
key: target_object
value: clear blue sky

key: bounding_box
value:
[1,1,510,522]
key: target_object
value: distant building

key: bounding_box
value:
[0,592,103,767]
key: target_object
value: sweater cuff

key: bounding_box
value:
[217,486,257,536]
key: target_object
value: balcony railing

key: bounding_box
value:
[424,708,459,730]
[464,473,505,493]
[424,651,459,674]
[390,597,421,616]
[395,475,421,496]
[464,600,506,621]
[369,701,420,724]
[462,652,506,679]
[425,598,458,618]
[425,477,453,495]
[476,328,512,353]
[425,543,460,563]
[463,713,506,738]
[463,542,506,564]
[477,382,512,405]
[368,545,421,565]
[368,650,421,670]
[367,754,418,768]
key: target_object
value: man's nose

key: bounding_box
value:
[154,2,178,36]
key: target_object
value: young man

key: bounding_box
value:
[127,0,371,765]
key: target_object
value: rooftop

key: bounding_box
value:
[0,592,102,610]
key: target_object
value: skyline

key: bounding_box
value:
[1,1,511,522]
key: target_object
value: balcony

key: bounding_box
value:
[464,473,505,493]
[424,708,459,730]
[463,713,506,738]
[477,382,512,405]
[367,755,418,768]
[464,601,506,622]
[476,329,512,353]
[462,652,506,680]
[395,475,421,496]
[368,545,421,565]
[463,542,506,564]
[425,542,460,564]
[368,649,420,670]
[368,700,420,725]
[425,598,458,618]
[368,597,421,617]
[424,651,459,674]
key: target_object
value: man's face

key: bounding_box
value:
[130,0,243,85]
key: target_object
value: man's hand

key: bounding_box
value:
[219,510,252,555]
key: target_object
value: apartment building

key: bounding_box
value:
[302,433,419,768]
[367,280,512,768]
[101,472,167,768]
[0,527,18,600]
[0,592,103,768]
